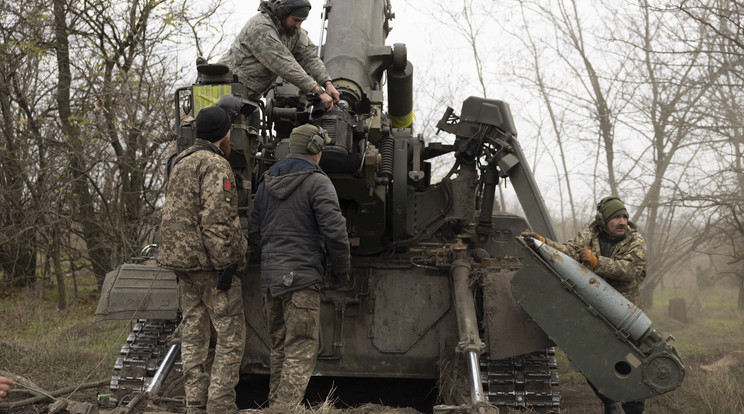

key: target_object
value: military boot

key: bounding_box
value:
[621,400,645,414]
[604,402,622,414]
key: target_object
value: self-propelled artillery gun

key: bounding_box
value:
[96,0,684,412]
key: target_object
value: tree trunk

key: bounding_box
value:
[67,235,78,303]
[54,0,112,290]
[52,231,66,310]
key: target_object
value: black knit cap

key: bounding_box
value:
[274,0,311,18]
[195,106,231,142]
[289,6,310,17]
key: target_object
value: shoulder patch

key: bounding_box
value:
[223,178,232,203]
[636,234,644,242]
[631,248,646,261]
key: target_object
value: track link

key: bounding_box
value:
[482,348,560,413]
[108,319,181,408]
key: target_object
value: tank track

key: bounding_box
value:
[108,319,182,408]
[481,348,560,413]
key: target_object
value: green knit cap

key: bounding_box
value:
[289,124,320,154]
[599,196,628,222]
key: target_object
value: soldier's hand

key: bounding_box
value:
[0,377,14,403]
[319,91,334,111]
[521,231,545,249]
[325,82,340,104]
[579,247,598,269]
[329,272,350,290]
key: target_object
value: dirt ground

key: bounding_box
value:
[0,374,606,414]
[4,351,742,414]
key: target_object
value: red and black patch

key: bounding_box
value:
[223,178,232,203]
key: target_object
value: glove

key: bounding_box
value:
[521,231,545,249]
[329,272,350,290]
[579,247,598,269]
[215,262,238,292]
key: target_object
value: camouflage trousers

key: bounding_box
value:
[177,270,246,413]
[263,283,321,408]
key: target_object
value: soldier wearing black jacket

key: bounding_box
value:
[249,124,350,408]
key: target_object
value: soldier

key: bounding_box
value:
[219,0,340,111]
[523,196,647,414]
[249,124,350,408]
[157,106,247,414]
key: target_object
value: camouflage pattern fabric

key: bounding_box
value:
[157,139,247,272]
[546,221,647,306]
[177,270,246,413]
[157,138,248,412]
[263,283,321,407]
[219,8,331,100]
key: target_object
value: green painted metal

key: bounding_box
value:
[512,241,685,401]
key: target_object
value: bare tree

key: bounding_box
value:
[499,0,729,306]
[0,1,57,288]
[0,0,228,301]
[512,0,629,234]
[675,0,744,308]
[59,0,226,289]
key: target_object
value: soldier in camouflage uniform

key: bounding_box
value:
[249,124,351,408]
[523,195,647,414]
[158,106,247,414]
[219,0,340,111]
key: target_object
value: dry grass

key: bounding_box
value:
[0,285,130,413]
[640,287,744,414]
[554,284,744,414]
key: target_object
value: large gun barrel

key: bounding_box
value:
[323,0,391,92]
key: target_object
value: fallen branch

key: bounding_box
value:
[0,341,33,352]
[0,379,109,409]
[0,369,44,397]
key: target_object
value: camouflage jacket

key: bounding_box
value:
[546,222,647,306]
[157,139,247,272]
[249,153,350,297]
[219,5,332,100]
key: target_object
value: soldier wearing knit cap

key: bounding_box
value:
[195,106,231,142]
[597,197,628,232]
[522,195,647,414]
[219,0,340,111]
[158,105,247,413]
[288,123,330,155]
[249,124,350,408]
